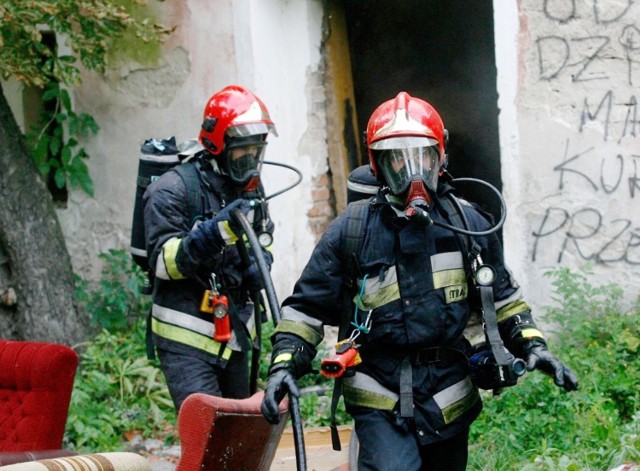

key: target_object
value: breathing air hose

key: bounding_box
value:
[233,207,307,471]
[407,177,507,237]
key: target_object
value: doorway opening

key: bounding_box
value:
[328,0,502,221]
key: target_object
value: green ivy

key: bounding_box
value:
[27,82,99,197]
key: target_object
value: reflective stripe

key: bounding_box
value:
[130,246,146,257]
[356,266,401,310]
[281,306,324,329]
[431,251,463,272]
[496,299,530,322]
[151,317,232,360]
[431,251,465,290]
[433,377,480,424]
[433,269,466,290]
[153,303,251,352]
[521,328,543,339]
[273,319,324,346]
[276,306,324,346]
[219,220,239,245]
[156,237,185,280]
[343,372,398,411]
[495,288,524,310]
[273,353,293,364]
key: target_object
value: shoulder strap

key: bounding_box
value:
[339,198,371,339]
[330,197,371,452]
[173,163,204,225]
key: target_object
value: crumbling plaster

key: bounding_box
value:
[56,0,325,306]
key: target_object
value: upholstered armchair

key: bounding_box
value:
[176,391,289,471]
[0,339,79,466]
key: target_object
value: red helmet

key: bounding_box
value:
[199,85,277,188]
[366,92,447,197]
[199,85,277,155]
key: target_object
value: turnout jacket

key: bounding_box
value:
[143,155,272,365]
[274,188,544,444]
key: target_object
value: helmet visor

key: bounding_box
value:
[225,138,267,184]
[227,122,278,138]
[377,145,440,195]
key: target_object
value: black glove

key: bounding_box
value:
[261,368,300,424]
[190,199,253,256]
[525,343,579,392]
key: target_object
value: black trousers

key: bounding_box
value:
[352,407,469,471]
[157,347,249,412]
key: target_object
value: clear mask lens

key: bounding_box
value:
[378,146,439,195]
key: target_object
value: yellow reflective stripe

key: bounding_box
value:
[433,268,466,289]
[521,328,544,339]
[219,221,239,245]
[343,372,398,411]
[433,377,480,424]
[355,267,400,310]
[151,318,231,360]
[496,299,530,322]
[273,353,293,364]
[273,319,324,346]
[162,237,185,280]
[357,283,401,310]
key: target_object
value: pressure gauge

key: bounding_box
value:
[257,231,273,248]
[475,264,496,286]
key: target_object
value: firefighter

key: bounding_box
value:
[144,85,276,412]
[261,92,578,470]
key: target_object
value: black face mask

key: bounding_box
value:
[222,136,267,186]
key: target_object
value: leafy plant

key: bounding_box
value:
[76,249,151,330]
[468,266,640,470]
[65,321,175,452]
[27,82,99,196]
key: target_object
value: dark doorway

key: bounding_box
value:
[343,1,502,222]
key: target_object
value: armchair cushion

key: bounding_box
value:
[0,340,78,451]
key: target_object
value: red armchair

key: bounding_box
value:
[176,391,289,471]
[0,340,78,465]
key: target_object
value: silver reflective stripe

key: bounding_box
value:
[130,247,146,257]
[153,304,213,335]
[344,372,399,401]
[281,306,324,330]
[343,372,399,410]
[347,180,378,195]
[495,287,523,310]
[430,251,463,272]
[433,377,475,411]
[152,303,253,352]
[431,252,466,292]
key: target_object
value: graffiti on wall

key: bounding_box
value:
[528,0,640,265]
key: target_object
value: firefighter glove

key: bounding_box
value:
[190,199,253,255]
[525,343,579,392]
[261,369,299,424]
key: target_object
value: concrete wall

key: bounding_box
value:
[57,0,325,303]
[496,0,640,314]
[7,0,639,314]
